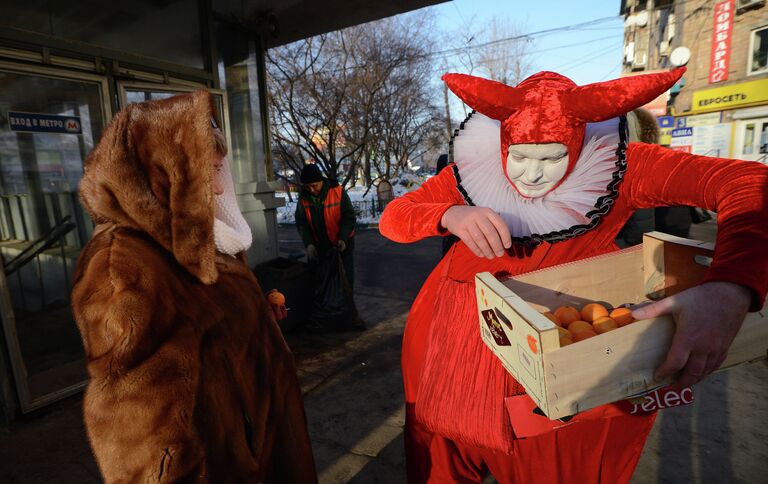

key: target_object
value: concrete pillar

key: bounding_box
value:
[219,31,284,267]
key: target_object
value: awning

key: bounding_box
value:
[213,0,448,48]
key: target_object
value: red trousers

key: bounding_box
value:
[405,404,656,484]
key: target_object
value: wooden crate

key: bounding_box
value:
[475,232,768,420]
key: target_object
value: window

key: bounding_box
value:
[743,123,756,154]
[749,26,768,75]
[735,118,768,162]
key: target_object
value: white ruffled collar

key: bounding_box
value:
[452,114,625,241]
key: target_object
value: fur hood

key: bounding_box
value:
[79,90,218,284]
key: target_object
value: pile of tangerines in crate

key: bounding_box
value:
[542,303,637,347]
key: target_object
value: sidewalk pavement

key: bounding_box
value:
[1,222,766,483]
[283,222,768,484]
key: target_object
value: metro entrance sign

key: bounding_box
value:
[8,111,82,134]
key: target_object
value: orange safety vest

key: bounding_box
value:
[301,185,353,244]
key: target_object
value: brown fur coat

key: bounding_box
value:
[72,91,316,483]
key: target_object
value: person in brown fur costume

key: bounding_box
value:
[71,91,317,483]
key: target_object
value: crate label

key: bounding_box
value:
[481,309,511,346]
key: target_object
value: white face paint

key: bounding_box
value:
[505,143,569,198]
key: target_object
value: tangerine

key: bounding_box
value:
[267,291,286,306]
[609,307,635,327]
[559,335,573,347]
[580,303,609,322]
[556,326,570,339]
[573,330,598,342]
[567,320,593,335]
[554,306,581,327]
[592,316,618,334]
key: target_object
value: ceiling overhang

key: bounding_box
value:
[214,0,449,48]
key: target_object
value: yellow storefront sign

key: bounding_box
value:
[692,78,768,113]
[660,127,673,145]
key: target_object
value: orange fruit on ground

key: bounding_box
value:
[610,307,635,327]
[592,316,618,334]
[580,303,609,322]
[554,306,581,327]
[559,335,573,347]
[542,311,560,326]
[572,330,598,342]
[567,320,593,335]
[557,326,570,339]
[267,291,286,305]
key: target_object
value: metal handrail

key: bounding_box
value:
[3,216,76,276]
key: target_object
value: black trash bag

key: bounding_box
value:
[306,248,361,331]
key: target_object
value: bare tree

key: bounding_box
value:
[475,18,535,86]
[267,12,442,189]
[371,68,442,182]
[448,17,535,120]
[267,12,440,186]
[268,35,371,187]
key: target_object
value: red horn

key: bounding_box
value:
[442,73,522,121]
[567,67,685,122]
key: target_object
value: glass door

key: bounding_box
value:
[734,117,768,164]
[0,61,111,412]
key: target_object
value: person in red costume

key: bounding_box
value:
[379,67,768,483]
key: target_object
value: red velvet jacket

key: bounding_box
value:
[380,142,768,400]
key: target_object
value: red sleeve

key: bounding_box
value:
[623,142,768,310]
[379,165,465,243]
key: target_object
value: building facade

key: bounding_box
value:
[0,0,445,423]
[620,0,768,161]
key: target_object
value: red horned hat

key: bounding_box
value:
[442,68,685,181]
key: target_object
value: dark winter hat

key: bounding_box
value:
[300,164,325,184]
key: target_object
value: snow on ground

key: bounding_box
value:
[276,175,429,225]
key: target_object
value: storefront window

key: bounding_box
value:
[743,123,755,155]
[750,26,768,75]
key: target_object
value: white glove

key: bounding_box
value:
[306,244,318,260]
[336,240,346,252]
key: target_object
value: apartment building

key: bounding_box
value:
[621,0,768,161]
